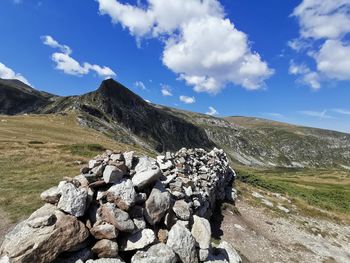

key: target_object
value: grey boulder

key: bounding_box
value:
[131,243,177,263]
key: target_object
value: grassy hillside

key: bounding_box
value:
[0,113,152,221]
[236,166,350,223]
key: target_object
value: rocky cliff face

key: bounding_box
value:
[0,148,240,263]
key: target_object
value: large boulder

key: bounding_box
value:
[131,243,177,263]
[57,182,88,217]
[144,182,171,225]
[107,179,137,211]
[0,204,89,263]
[191,215,211,249]
[167,222,198,263]
[120,229,156,251]
[97,203,135,232]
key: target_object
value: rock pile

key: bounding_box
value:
[0,148,241,263]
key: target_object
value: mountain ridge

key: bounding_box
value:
[1,77,350,169]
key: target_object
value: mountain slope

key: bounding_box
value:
[1,78,350,168]
[0,78,55,115]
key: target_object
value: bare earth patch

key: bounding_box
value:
[219,198,350,263]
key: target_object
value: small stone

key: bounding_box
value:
[131,243,177,263]
[57,182,88,217]
[40,186,61,204]
[92,164,104,177]
[110,153,124,162]
[90,222,118,240]
[218,241,242,263]
[86,259,125,263]
[167,222,198,263]
[123,151,134,169]
[157,229,168,243]
[173,200,191,220]
[92,239,119,258]
[120,229,156,251]
[103,165,125,184]
[132,165,161,190]
[97,203,135,232]
[107,179,137,210]
[145,182,171,225]
[133,217,146,231]
[191,215,211,249]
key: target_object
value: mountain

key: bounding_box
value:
[0,78,55,115]
[1,78,350,168]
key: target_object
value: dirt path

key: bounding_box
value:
[218,198,350,263]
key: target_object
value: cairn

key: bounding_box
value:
[0,148,241,263]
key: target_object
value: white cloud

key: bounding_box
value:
[135,81,146,90]
[179,95,195,104]
[161,85,172,96]
[41,35,72,55]
[315,39,350,81]
[299,110,332,119]
[0,62,31,86]
[290,0,350,88]
[289,60,320,90]
[206,106,218,116]
[265,112,285,118]
[42,35,116,78]
[332,108,350,115]
[96,0,273,94]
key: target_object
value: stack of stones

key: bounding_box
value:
[0,148,241,263]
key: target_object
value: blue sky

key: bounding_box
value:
[0,0,350,133]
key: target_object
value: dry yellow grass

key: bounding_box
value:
[0,113,151,221]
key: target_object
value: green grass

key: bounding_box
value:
[236,167,350,221]
[60,143,106,158]
[0,113,151,222]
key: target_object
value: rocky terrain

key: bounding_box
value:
[0,148,241,263]
[1,78,350,168]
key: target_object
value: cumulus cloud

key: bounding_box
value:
[96,0,273,94]
[179,95,195,104]
[135,81,146,90]
[206,106,218,116]
[42,35,116,78]
[290,0,350,89]
[161,85,172,96]
[0,62,31,86]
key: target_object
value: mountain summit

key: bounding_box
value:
[1,78,350,168]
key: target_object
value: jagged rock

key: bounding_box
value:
[173,200,191,220]
[89,159,102,169]
[92,164,105,177]
[191,215,211,249]
[97,203,135,232]
[40,186,61,204]
[167,222,198,263]
[131,243,177,263]
[145,182,171,225]
[123,151,134,169]
[90,222,118,240]
[0,204,89,263]
[57,182,88,217]
[132,157,161,189]
[92,239,119,258]
[107,179,137,210]
[120,229,156,251]
[103,165,124,183]
[110,153,124,162]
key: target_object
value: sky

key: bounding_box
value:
[0,0,350,133]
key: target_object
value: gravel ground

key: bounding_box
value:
[220,197,350,263]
